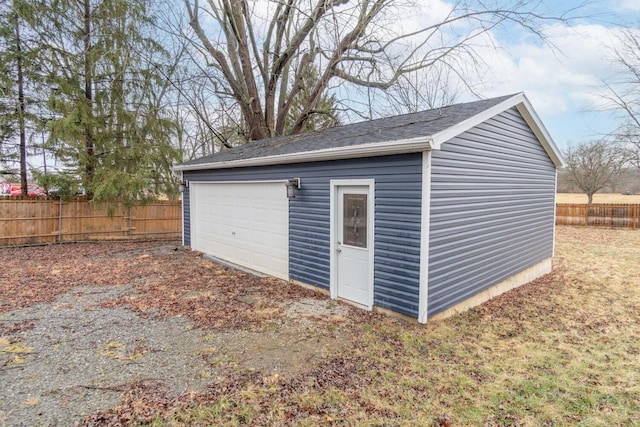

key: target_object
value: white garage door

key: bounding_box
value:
[190,182,289,279]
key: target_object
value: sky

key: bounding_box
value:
[7,0,639,178]
[196,0,639,154]
[454,0,640,151]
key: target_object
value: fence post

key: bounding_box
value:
[58,198,63,243]
[584,204,589,227]
[128,204,132,239]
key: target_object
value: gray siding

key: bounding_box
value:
[183,153,422,317]
[183,188,191,246]
[428,107,556,317]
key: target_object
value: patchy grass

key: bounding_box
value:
[82,226,640,426]
[0,338,32,366]
[557,192,640,204]
[0,342,33,354]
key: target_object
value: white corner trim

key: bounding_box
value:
[173,137,434,171]
[329,179,376,310]
[418,151,431,324]
[552,168,558,257]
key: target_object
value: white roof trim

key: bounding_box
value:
[174,92,564,171]
[516,95,565,167]
[174,136,434,171]
[430,92,564,167]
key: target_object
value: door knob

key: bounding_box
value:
[336,248,341,253]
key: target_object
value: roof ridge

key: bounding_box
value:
[337,93,520,128]
[176,93,524,169]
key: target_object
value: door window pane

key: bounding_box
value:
[343,194,367,248]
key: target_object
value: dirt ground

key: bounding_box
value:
[0,242,362,426]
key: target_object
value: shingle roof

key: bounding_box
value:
[178,94,517,169]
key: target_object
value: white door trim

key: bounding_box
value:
[329,179,375,309]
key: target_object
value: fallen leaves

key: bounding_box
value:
[0,242,171,312]
[80,380,174,427]
[4,227,639,426]
[0,241,324,332]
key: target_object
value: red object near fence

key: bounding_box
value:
[0,182,46,197]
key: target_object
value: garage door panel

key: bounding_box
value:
[234,246,254,265]
[190,182,289,279]
[252,230,273,246]
[237,205,252,220]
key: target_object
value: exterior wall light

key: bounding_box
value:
[178,180,189,193]
[286,178,300,198]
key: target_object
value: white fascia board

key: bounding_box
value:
[173,136,434,172]
[515,95,565,167]
[430,92,565,167]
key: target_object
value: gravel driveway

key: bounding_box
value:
[0,242,354,426]
[1,285,213,426]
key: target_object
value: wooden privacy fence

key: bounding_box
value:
[0,197,182,246]
[556,203,640,229]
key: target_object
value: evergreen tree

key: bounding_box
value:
[0,0,42,194]
[41,0,179,204]
[284,66,341,134]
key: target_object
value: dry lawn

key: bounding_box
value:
[557,192,640,204]
[4,229,638,425]
[86,227,640,426]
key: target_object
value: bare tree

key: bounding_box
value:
[601,27,640,169]
[183,0,580,141]
[563,140,628,204]
[384,62,460,115]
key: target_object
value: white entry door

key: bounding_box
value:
[333,183,374,308]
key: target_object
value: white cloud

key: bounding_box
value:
[475,22,626,115]
[372,1,627,117]
[617,0,640,12]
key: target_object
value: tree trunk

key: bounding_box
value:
[83,0,95,197]
[587,193,594,204]
[14,11,27,197]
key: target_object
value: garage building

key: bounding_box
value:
[174,93,563,323]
